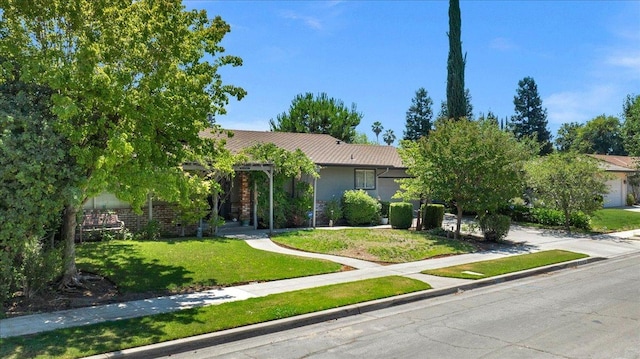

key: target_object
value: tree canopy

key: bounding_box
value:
[555,122,583,152]
[398,119,536,238]
[525,153,608,231]
[0,0,245,285]
[574,115,626,155]
[622,94,640,156]
[371,121,383,144]
[269,92,362,143]
[511,77,553,155]
[403,87,434,141]
[383,129,396,146]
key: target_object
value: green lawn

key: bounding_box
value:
[271,228,476,263]
[0,276,430,359]
[590,208,640,233]
[76,238,342,293]
[422,250,588,279]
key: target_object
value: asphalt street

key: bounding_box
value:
[163,253,640,359]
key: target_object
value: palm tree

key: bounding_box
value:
[371,121,383,144]
[382,129,396,146]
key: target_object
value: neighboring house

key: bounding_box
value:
[590,155,638,207]
[85,129,409,235]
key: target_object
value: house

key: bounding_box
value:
[590,154,638,207]
[84,129,409,235]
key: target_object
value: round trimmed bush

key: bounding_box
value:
[341,190,381,226]
[479,213,511,241]
[390,202,413,229]
[422,204,445,230]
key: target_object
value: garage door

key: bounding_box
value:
[603,179,624,207]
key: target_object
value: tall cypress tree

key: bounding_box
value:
[512,77,553,155]
[446,0,467,120]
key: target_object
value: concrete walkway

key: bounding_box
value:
[2,224,640,339]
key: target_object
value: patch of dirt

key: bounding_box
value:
[2,272,219,319]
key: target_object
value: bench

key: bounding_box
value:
[79,211,125,242]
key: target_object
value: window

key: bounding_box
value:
[355,169,376,190]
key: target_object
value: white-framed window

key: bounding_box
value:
[355,169,376,190]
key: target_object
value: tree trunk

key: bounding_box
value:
[60,203,81,288]
[563,208,572,233]
[455,205,463,239]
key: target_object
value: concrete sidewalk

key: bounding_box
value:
[2,225,640,339]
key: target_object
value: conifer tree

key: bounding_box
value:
[511,77,553,155]
[403,88,434,141]
[446,0,467,120]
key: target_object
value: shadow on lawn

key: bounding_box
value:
[76,241,197,293]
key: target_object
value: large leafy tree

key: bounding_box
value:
[403,87,434,141]
[269,92,362,143]
[574,115,626,155]
[622,94,640,156]
[398,119,535,238]
[511,77,553,155]
[525,153,609,231]
[0,0,245,286]
[446,0,467,121]
[555,122,583,152]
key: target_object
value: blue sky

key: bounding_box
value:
[186,1,640,145]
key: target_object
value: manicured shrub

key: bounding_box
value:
[422,204,445,230]
[342,190,381,226]
[390,202,413,229]
[479,213,511,241]
[627,193,636,206]
[569,211,591,230]
[530,207,564,226]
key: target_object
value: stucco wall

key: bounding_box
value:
[316,166,407,202]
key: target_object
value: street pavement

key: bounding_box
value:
[1,219,639,341]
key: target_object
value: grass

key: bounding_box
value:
[590,208,640,233]
[271,228,476,263]
[0,276,430,359]
[76,238,343,293]
[422,250,588,279]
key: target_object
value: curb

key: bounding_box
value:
[85,256,605,359]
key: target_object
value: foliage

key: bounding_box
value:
[524,208,591,230]
[422,204,445,230]
[574,115,626,155]
[379,201,391,217]
[18,239,64,299]
[352,131,374,145]
[0,277,429,359]
[525,152,607,231]
[398,119,535,238]
[404,87,434,140]
[622,94,640,156]
[324,198,343,224]
[511,77,553,155]
[555,122,583,152]
[446,0,467,121]
[478,213,511,241]
[371,121,383,144]
[382,129,396,146]
[269,92,362,143]
[0,0,245,285]
[627,193,636,206]
[437,89,474,121]
[272,228,476,263]
[245,143,318,229]
[423,250,588,279]
[389,202,413,229]
[0,71,78,306]
[342,190,381,226]
[136,220,161,241]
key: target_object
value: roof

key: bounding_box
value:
[589,154,639,172]
[200,129,405,168]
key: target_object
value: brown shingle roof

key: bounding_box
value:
[200,129,405,168]
[589,154,639,172]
